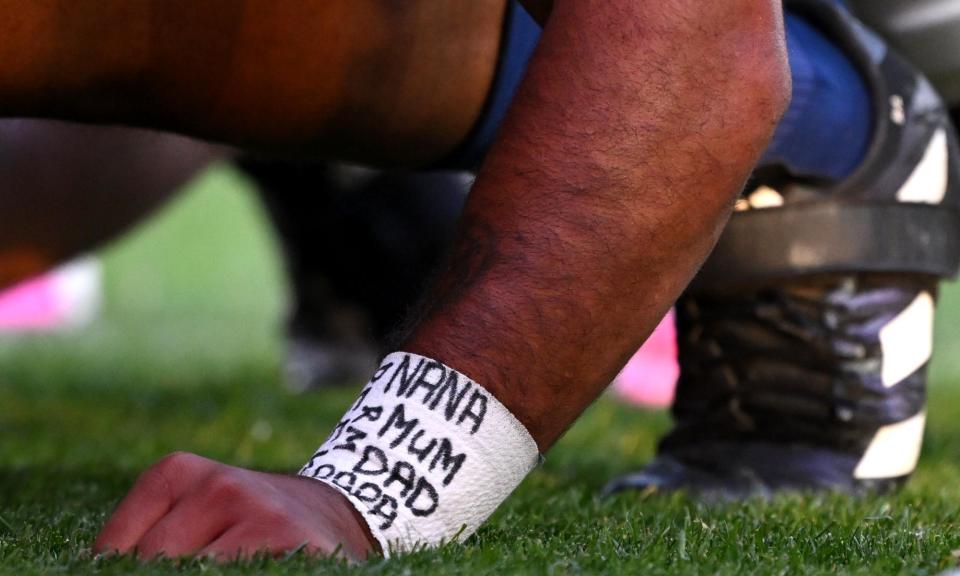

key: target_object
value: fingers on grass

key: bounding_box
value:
[93,452,211,555]
[197,524,302,562]
[131,482,235,559]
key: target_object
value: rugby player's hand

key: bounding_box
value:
[93,452,377,561]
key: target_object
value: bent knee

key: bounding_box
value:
[736,46,793,138]
[723,6,793,140]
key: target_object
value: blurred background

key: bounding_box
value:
[2,162,960,475]
[0,165,286,383]
[2,160,960,398]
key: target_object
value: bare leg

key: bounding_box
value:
[0,1,506,165]
[0,0,506,288]
[0,121,217,288]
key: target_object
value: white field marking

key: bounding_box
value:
[879,291,934,388]
[747,186,785,210]
[853,411,926,480]
[897,128,948,204]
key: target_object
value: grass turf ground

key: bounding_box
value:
[3,166,960,575]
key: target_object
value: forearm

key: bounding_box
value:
[404,0,791,449]
[94,0,790,559]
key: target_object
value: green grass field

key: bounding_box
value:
[3,165,960,575]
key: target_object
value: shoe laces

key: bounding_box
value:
[664,274,931,454]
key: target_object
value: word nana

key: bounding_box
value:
[303,354,494,531]
[366,354,489,434]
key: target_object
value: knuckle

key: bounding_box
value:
[134,452,208,497]
[159,450,203,469]
[152,451,204,477]
[205,472,247,502]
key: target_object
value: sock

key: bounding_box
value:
[444,1,874,183]
[760,8,874,181]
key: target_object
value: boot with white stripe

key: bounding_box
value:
[607,275,936,497]
[606,0,960,498]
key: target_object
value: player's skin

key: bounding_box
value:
[0,0,506,286]
[0,121,217,286]
[0,0,790,561]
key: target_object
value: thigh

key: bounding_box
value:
[1,1,507,166]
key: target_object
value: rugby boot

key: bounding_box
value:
[605,0,960,498]
[242,158,469,391]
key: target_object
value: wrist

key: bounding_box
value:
[403,324,585,450]
[299,352,540,555]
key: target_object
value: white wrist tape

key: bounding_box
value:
[299,352,539,555]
